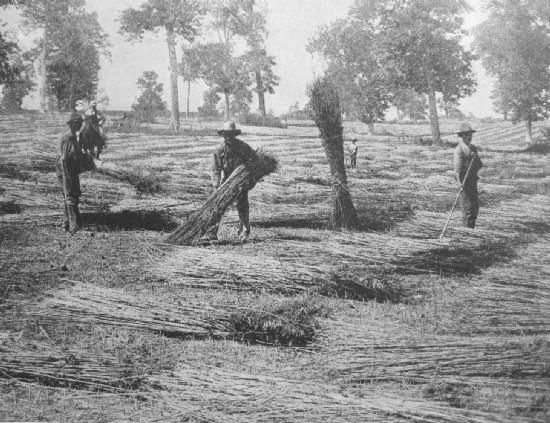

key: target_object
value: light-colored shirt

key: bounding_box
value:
[453,140,482,185]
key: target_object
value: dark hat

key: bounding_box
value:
[457,122,476,136]
[218,121,241,136]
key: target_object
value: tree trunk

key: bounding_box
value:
[503,110,508,121]
[166,26,180,132]
[39,30,48,114]
[525,119,534,144]
[368,120,374,134]
[426,83,441,145]
[224,90,230,121]
[68,72,77,112]
[321,134,358,230]
[256,70,266,118]
[186,77,191,120]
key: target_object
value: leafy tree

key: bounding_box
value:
[194,42,251,120]
[438,96,465,119]
[374,0,476,144]
[6,0,108,112]
[229,79,252,117]
[132,70,168,122]
[393,88,427,121]
[284,102,311,120]
[239,1,278,118]
[46,10,108,110]
[475,0,550,143]
[0,30,20,84]
[1,52,34,111]
[179,45,201,119]
[210,0,256,44]
[17,0,86,112]
[243,48,279,118]
[119,0,205,131]
[203,0,277,120]
[308,13,394,134]
[198,87,221,118]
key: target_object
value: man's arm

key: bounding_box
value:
[211,151,222,189]
[453,148,463,185]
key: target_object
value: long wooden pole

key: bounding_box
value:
[439,157,475,240]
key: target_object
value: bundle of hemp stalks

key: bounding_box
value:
[30,281,234,339]
[149,363,518,423]
[165,150,278,245]
[0,337,144,392]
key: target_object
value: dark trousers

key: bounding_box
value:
[350,154,357,169]
[61,192,82,233]
[57,164,82,233]
[460,186,479,228]
[208,190,250,237]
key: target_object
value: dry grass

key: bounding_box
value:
[1,112,549,422]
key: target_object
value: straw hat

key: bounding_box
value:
[218,121,241,136]
[457,122,476,136]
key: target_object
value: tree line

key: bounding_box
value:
[0,0,279,131]
[2,0,550,144]
[308,0,550,144]
[0,0,109,112]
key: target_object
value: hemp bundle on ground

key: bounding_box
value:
[165,150,278,245]
[308,76,358,230]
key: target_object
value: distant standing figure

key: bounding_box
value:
[56,115,96,233]
[208,121,258,241]
[454,123,483,228]
[349,138,358,169]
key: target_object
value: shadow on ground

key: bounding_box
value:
[253,217,328,230]
[82,209,178,232]
[391,238,517,275]
[356,201,414,232]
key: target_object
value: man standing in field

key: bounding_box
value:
[454,123,483,228]
[56,115,96,233]
[208,121,258,241]
[349,138,358,169]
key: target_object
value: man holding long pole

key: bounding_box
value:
[453,123,483,228]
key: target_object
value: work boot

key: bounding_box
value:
[238,230,249,242]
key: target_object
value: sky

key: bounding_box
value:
[3,0,498,117]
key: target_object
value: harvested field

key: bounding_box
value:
[1,113,549,422]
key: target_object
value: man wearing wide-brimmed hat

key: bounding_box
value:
[454,122,483,228]
[56,114,96,233]
[208,121,258,241]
